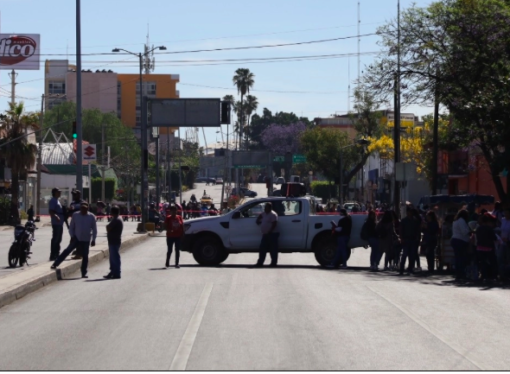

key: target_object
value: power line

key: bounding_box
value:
[27,32,378,57]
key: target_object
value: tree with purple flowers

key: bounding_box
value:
[260,122,307,155]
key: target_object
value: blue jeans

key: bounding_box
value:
[50,225,64,261]
[166,237,181,265]
[257,232,280,265]
[369,237,381,267]
[53,240,91,276]
[332,235,349,266]
[451,238,468,279]
[109,243,121,277]
[400,240,418,274]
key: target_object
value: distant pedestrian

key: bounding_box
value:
[329,208,352,268]
[48,188,65,261]
[51,202,97,278]
[365,210,380,270]
[104,205,123,279]
[422,210,440,272]
[165,205,184,268]
[255,202,279,267]
[399,208,421,275]
[378,210,398,270]
[451,209,471,281]
[476,213,499,281]
[67,190,86,260]
[27,204,34,222]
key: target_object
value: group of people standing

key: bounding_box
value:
[450,204,510,282]
[48,187,124,279]
[363,206,439,275]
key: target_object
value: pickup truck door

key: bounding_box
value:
[271,200,306,250]
[228,201,267,250]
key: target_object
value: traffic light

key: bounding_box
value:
[72,121,77,139]
[221,101,231,124]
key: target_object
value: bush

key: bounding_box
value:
[311,181,334,201]
[0,196,11,224]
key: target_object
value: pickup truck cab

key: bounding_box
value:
[182,196,368,266]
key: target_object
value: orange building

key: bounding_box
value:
[117,73,180,136]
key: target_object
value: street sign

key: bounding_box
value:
[293,154,307,164]
[273,156,285,162]
[233,165,266,169]
[395,162,417,181]
[83,144,97,161]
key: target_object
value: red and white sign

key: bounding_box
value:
[0,34,40,70]
[83,144,97,161]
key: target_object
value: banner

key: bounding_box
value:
[0,34,40,70]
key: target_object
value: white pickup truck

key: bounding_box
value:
[182,196,368,266]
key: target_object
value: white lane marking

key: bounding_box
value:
[367,286,483,370]
[170,282,214,371]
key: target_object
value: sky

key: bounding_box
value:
[0,0,435,147]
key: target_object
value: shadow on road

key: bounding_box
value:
[84,279,110,282]
[148,267,168,271]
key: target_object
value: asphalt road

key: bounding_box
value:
[0,236,509,370]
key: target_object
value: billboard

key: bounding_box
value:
[0,34,40,70]
[150,98,221,127]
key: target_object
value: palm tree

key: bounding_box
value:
[232,68,255,150]
[244,95,258,145]
[0,102,39,224]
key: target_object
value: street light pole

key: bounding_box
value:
[112,45,166,231]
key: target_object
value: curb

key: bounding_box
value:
[0,233,150,310]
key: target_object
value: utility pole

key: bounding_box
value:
[167,133,171,201]
[178,128,182,205]
[75,0,83,191]
[393,0,401,216]
[101,123,105,202]
[36,94,44,219]
[8,69,17,104]
[432,68,440,195]
[155,135,160,206]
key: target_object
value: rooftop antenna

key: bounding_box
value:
[142,24,156,74]
[357,0,361,84]
[348,57,351,113]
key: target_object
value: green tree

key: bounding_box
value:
[43,101,140,167]
[0,102,39,223]
[363,0,510,202]
[244,94,258,145]
[232,68,255,150]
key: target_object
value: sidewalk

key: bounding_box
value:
[0,221,151,309]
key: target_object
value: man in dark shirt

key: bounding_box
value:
[67,190,86,259]
[104,205,124,279]
[399,208,422,275]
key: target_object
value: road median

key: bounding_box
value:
[0,232,150,309]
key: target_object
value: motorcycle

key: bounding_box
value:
[8,221,37,268]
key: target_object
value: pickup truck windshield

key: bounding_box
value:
[238,200,302,218]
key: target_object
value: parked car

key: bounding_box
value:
[215,178,224,184]
[275,177,285,185]
[181,196,367,266]
[196,177,216,185]
[231,187,257,198]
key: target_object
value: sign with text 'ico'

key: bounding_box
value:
[150,98,221,127]
[0,34,40,70]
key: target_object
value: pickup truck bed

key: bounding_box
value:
[181,196,368,266]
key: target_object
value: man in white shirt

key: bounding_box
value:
[255,202,279,267]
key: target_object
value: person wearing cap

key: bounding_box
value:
[51,202,97,278]
[67,190,86,259]
[49,187,65,261]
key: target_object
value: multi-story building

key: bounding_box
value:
[44,60,180,140]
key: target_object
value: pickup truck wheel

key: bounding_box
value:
[314,236,352,267]
[192,236,226,266]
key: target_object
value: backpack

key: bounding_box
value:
[360,221,370,241]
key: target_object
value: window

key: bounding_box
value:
[239,202,266,218]
[271,200,301,216]
[136,82,156,95]
[48,81,65,94]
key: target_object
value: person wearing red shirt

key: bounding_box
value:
[165,205,184,268]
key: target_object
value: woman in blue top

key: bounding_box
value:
[422,210,440,272]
